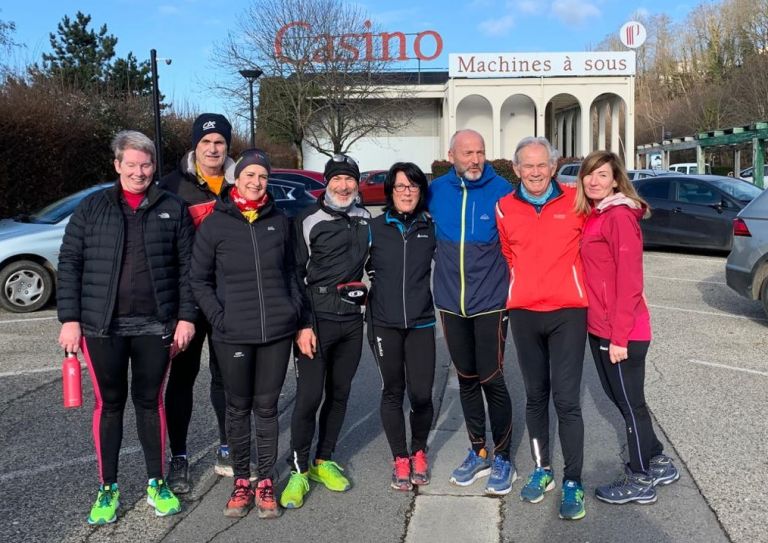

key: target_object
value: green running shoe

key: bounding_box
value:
[559,480,586,520]
[87,483,120,525]
[146,478,181,517]
[280,471,310,509]
[309,460,351,492]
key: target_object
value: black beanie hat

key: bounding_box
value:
[192,113,232,148]
[323,154,360,182]
[234,148,271,179]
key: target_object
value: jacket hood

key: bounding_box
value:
[181,150,236,184]
[596,192,646,219]
[446,162,500,189]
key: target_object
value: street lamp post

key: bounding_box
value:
[239,68,263,148]
[150,49,172,178]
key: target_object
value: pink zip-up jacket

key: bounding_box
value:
[581,193,651,347]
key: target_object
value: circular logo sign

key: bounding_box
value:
[620,21,647,49]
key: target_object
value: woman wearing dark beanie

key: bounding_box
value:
[189,148,303,519]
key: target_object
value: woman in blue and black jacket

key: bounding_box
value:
[366,162,436,492]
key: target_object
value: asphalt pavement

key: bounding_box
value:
[0,249,765,542]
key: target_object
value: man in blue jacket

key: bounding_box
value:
[427,129,516,495]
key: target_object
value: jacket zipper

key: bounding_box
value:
[249,223,267,341]
[459,180,468,316]
[572,265,584,299]
[100,208,125,334]
[401,229,408,328]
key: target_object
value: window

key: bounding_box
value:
[268,186,288,200]
[675,181,719,205]
[636,180,670,199]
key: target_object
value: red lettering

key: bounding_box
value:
[274,21,310,64]
[337,35,360,61]
[414,30,442,61]
[381,31,407,61]
[363,20,374,61]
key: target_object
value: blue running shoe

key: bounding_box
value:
[595,471,657,505]
[520,467,555,503]
[649,455,680,487]
[559,480,585,520]
[485,456,517,496]
[449,448,491,486]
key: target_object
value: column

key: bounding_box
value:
[557,114,565,157]
[597,101,607,150]
[580,103,592,158]
[611,99,621,153]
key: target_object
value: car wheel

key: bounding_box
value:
[761,278,768,319]
[0,260,54,313]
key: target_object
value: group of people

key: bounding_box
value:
[56,113,678,526]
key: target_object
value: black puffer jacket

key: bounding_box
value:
[367,211,436,328]
[189,187,302,344]
[158,150,236,227]
[57,181,197,335]
[294,196,371,325]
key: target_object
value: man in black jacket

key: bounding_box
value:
[279,154,372,510]
[159,113,237,492]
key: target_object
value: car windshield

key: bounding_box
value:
[27,184,108,224]
[707,178,763,202]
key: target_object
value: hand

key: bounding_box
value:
[173,320,196,354]
[609,343,628,364]
[59,322,82,354]
[296,328,317,359]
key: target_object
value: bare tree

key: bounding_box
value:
[215,0,414,166]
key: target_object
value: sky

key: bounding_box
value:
[2,0,693,127]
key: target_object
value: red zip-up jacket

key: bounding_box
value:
[580,193,651,347]
[495,183,588,311]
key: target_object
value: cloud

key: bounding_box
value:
[551,0,601,25]
[631,8,650,20]
[478,15,515,36]
[514,0,539,14]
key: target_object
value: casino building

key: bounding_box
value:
[301,51,637,173]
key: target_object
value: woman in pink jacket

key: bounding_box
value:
[576,151,679,506]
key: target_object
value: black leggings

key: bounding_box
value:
[82,335,171,485]
[440,310,513,458]
[588,335,663,474]
[164,318,227,456]
[214,338,291,480]
[370,325,436,459]
[508,308,586,483]
[289,318,363,473]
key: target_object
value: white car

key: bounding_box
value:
[669,163,711,175]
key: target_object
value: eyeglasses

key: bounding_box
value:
[332,154,358,167]
[393,184,420,193]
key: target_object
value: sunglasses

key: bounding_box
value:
[332,154,358,167]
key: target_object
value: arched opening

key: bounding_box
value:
[456,94,494,157]
[500,94,536,159]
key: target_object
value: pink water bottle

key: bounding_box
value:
[62,352,82,408]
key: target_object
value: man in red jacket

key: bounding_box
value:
[495,136,588,521]
[159,114,237,493]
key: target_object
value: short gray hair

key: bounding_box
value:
[111,130,156,163]
[513,136,559,166]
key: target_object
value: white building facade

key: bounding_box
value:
[303,51,636,173]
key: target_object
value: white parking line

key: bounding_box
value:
[0,316,58,324]
[648,303,767,321]
[644,253,725,263]
[689,359,768,377]
[0,446,141,483]
[0,366,65,378]
[645,275,726,286]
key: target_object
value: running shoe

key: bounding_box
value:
[147,478,181,517]
[410,450,430,486]
[280,471,310,509]
[224,478,254,518]
[309,460,351,492]
[214,445,234,478]
[649,454,680,487]
[449,448,491,486]
[87,483,120,525]
[559,480,585,520]
[485,455,517,496]
[255,478,281,519]
[520,467,555,503]
[595,471,657,505]
[167,455,190,494]
[391,456,413,491]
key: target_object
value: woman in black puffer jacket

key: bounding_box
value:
[189,148,302,519]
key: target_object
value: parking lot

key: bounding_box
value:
[0,248,765,542]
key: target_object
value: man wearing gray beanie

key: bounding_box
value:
[159,113,237,494]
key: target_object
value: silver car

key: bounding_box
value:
[725,186,768,316]
[0,183,110,313]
